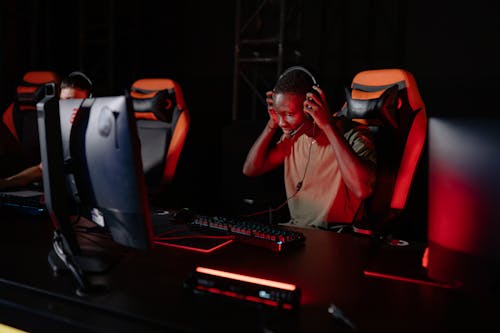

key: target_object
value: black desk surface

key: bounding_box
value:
[0,209,499,333]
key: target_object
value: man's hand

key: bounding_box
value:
[303,85,332,129]
[266,90,279,129]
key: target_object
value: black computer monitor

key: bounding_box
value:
[59,98,84,208]
[37,85,153,295]
[427,116,500,292]
[69,96,153,250]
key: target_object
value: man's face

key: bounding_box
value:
[60,87,89,100]
[272,92,307,137]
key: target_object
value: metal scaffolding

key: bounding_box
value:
[232,0,303,121]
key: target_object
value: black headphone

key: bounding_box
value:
[68,71,94,97]
[276,66,319,130]
[277,66,318,87]
[68,71,93,87]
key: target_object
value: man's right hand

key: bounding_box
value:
[266,91,278,129]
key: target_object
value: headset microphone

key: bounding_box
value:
[288,121,305,138]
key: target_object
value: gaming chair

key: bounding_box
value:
[338,68,427,236]
[130,78,190,197]
[1,70,60,170]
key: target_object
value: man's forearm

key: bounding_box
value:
[242,122,278,176]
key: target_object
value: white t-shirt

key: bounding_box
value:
[280,119,376,229]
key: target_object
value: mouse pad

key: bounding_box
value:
[152,218,234,253]
[363,240,453,288]
[154,236,234,253]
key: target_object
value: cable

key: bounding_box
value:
[328,303,357,331]
[75,232,113,249]
[242,124,316,219]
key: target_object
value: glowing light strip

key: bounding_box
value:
[363,270,458,288]
[196,267,296,291]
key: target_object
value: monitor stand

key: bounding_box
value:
[47,228,124,296]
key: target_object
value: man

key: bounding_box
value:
[242,67,377,229]
[0,71,92,190]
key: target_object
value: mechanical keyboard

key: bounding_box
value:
[189,215,306,252]
[0,190,47,215]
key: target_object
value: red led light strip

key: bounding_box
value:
[363,270,458,288]
[195,267,297,291]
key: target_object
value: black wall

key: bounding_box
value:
[1,0,499,216]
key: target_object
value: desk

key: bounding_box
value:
[0,209,499,332]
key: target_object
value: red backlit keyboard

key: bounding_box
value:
[189,215,305,252]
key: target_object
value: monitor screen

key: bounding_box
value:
[427,116,500,291]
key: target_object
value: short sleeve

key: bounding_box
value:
[344,124,377,165]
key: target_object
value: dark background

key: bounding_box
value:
[1,0,498,224]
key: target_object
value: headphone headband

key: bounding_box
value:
[278,66,318,86]
[68,71,93,88]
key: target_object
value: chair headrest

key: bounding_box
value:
[130,78,187,122]
[350,68,424,113]
[16,71,60,111]
[339,68,425,129]
[343,84,399,128]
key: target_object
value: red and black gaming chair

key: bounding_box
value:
[338,68,427,235]
[130,78,190,196]
[1,71,60,171]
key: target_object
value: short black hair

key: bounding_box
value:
[273,67,316,96]
[60,71,93,93]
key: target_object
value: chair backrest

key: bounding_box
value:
[339,68,427,234]
[1,70,60,167]
[130,78,190,194]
